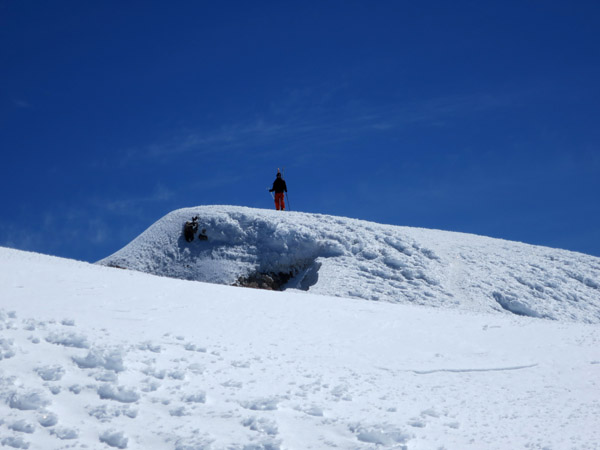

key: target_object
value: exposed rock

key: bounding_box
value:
[234,271,294,291]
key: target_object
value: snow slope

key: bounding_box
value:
[1,246,599,449]
[99,206,600,324]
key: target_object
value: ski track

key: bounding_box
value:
[409,363,539,375]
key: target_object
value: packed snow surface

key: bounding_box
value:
[100,205,600,324]
[1,246,600,449]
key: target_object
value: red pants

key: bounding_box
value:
[274,193,285,210]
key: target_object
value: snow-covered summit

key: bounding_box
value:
[99,205,600,323]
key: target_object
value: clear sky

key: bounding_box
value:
[2,1,599,262]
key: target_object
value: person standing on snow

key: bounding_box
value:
[269,172,288,211]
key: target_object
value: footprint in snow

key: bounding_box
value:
[69,384,83,394]
[95,371,119,382]
[1,436,29,449]
[187,363,204,375]
[137,341,162,353]
[0,338,16,360]
[45,331,89,349]
[141,380,161,392]
[348,422,411,447]
[407,418,426,428]
[97,384,140,403]
[231,360,251,368]
[330,384,352,401]
[142,366,167,379]
[8,419,35,434]
[240,397,279,411]
[38,412,58,427]
[72,348,126,372]
[99,429,128,449]
[50,426,79,440]
[21,319,37,331]
[420,407,441,418]
[295,404,324,417]
[242,416,279,436]
[47,385,61,395]
[168,370,186,380]
[182,392,206,404]
[184,342,207,352]
[35,365,65,381]
[88,404,138,422]
[8,390,51,411]
[169,406,189,417]
[174,436,215,450]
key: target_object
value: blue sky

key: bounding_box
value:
[2,1,599,262]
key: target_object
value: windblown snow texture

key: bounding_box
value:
[99,206,600,323]
[1,246,599,449]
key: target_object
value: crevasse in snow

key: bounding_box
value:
[98,205,600,323]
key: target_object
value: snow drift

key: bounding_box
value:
[98,206,600,323]
[2,246,600,449]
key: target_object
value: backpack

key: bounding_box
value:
[183,216,199,242]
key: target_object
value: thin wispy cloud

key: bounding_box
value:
[93,184,176,216]
[110,89,517,170]
[14,99,30,108]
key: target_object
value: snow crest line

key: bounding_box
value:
[410,363,539,375]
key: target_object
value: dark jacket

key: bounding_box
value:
[270,177,287,194]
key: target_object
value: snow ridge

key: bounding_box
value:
[99,206,600,324]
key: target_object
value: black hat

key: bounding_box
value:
[276,173,281,177]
